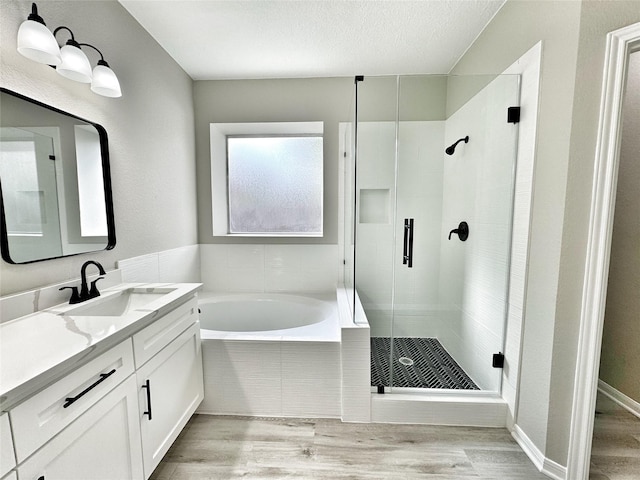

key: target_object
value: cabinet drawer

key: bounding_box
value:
[17,375,143,480]
[9,339,134,463]
[0,413,15,477]
[132,296,198,368]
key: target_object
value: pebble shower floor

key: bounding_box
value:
[371,337,479,390]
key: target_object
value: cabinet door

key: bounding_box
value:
[137,322,203,478]
[0,413,15,477]
[18,376,144,480]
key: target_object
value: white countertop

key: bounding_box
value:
[0,283,201,411]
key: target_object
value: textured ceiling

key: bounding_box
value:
[119,0,506,80]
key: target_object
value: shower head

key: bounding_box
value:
[445,136,469,155]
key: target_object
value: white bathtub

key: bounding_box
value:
[198,292,339,340]
[196,292,342,417]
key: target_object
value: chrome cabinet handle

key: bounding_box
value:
[63,369,116,408]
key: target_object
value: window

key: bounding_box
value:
[227,135,323,235]
[210,122,324,237]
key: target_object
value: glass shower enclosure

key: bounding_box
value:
[344,74,520,394]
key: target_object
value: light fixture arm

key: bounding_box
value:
[78,43,110,67]
[53,26,80,48]
[27,2,46,25]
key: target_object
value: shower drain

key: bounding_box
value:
[398,356,414,366]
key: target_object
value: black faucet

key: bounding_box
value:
[59,260,106,304]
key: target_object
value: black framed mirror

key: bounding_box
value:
[0,88,115,264]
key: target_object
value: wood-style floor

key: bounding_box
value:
[150,416,548,479]
[151,392,639,479]
[589,392,640,479]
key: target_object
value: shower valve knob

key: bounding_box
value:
[448,221,469,241]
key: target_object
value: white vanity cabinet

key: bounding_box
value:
[9,340,143,480]
[9,340,136,463]
[0,413,15,479]
[1,284,204,480]
[134,298,203,477]
[17,376,144,480]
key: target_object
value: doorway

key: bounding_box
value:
[567,22,640,480]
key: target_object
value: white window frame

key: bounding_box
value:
[210,122,324,237]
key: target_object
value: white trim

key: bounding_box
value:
[542,458,567,480]
[501,41,542,431]
[598,380,640,419]
[566,22,640,480]
[512,425,545,470]
[371,392,507,427]
[512,425,566,480]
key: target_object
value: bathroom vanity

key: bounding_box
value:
[0,283,203,480]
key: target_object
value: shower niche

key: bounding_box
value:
[343,74,520,394]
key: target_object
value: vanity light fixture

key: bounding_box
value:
[16,3,61,65]
[16,3,122,98]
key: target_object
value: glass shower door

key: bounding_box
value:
[356,74,520,393]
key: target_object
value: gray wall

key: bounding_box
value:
[0,1,198,295]
[193,77,353,245]
[599,51,640,402]
[452,0,640,467]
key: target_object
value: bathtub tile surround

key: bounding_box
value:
[118,245,201,284]
[197,291,343,418]
[337,287,371,422]
[281,343,341,417]
[200,244,339,293]
[198,340,341,418]
[200,341,283,416]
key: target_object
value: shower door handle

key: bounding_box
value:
[403,218,414,268]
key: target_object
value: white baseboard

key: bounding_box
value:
[511,425,567,480]
[598,380,640,418]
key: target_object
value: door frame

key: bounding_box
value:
[566,22,640,480]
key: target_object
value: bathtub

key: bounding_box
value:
[196,292,343,417]
[198,292,340,341]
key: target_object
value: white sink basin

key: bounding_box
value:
[65,287,177,316]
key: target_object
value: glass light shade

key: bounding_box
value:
[17,20,62,65]
[91,64,122,98]
[56,44,92,83]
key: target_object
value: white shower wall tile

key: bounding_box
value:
[439,74,520,391]
[392,311,448,339]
